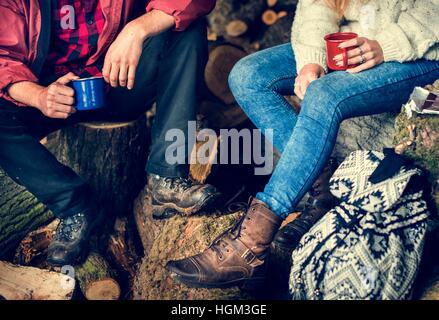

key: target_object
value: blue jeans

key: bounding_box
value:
[229,43,439,219]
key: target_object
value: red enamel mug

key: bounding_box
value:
[324,32,359,71]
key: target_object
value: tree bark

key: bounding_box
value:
[47,117,150,219]
[0,261,75,300]
[0,170,53,258]
[75,251,121,300]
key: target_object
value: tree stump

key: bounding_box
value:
[0,170,53,258]
[394,80,439,209]
[47,116,150,218]
[333,113,397,162]
[132,189,246,300]
[75,251,121,300]
[0,261,75,300]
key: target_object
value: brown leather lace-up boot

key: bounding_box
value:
[166,199,282,288]
[273,158,338,250]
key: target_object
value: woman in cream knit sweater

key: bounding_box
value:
[166,0,439,289]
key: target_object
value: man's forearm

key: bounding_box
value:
[131,9,176,41]
[7,81,45,108]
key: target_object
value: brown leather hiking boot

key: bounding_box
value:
[166,198,282,288]
[273,158,338,250]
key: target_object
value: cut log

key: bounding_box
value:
[225,20,248,37]
[0,261,75,300]
[75,251,121,300]
[47,116,150,219]
[0,170,53,258]
[14,219,60,268]
[262,10,279,26]
[205,44,248,105]
[267,0,278,7]
[277,11,288,19]
[107,216,141,279]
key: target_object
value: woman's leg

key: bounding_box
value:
[228,43,299,153]
[258,60,439,218]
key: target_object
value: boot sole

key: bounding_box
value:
[152,192,219,220]
[170,272,265,290]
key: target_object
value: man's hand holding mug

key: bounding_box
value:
[36,72,79,119]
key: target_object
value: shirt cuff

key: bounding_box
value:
[146,2,185,31]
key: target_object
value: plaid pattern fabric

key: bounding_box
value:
[44,0,105,78]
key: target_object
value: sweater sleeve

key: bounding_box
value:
[375,0,439,62]
[291,0,340,73]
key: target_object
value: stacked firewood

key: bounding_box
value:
[200,0,297,131]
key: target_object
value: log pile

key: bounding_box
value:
[195,0,297,183]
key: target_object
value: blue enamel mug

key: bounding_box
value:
[71,76,107,111]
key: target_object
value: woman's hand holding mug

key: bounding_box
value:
[335,37,384,73]
[294,36,384,100]
[294,63,326,100]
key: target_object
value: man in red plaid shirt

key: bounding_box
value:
[0,0,218,266]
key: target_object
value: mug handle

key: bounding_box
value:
[342,49,349,68]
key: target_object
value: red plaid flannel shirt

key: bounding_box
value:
[43,0,105,78]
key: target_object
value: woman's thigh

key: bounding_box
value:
[229,43,298,98]
[229,43,299,151]
[303,60,439,122]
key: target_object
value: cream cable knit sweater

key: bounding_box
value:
[291,0,439,73]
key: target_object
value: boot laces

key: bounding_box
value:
[209,205,253,259]
[163,177,193,192]
[54,213,86,242]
